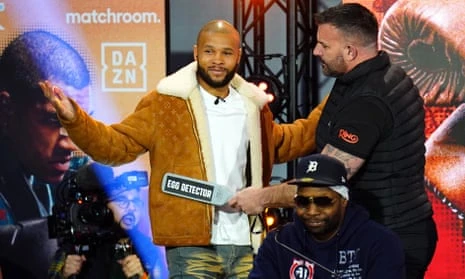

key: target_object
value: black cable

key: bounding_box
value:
[273,229,340,278]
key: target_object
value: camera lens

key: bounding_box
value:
[79,203,113,225]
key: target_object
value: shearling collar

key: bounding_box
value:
[156,61,270,108]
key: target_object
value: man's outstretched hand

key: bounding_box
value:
[39,80,77,121]
[228,183,297,215]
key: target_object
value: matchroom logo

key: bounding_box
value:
[101,42,147,92]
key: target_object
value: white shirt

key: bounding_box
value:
[199,86,251,245]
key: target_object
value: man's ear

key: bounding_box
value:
[0,91,12,135]
[193,44,198,61]
[237,47,242,65]
[344,45,358,61]
[342,198,349,208]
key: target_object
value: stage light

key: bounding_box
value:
[263,207,294,232]
[246,74,283,117]
[263,208,278,230]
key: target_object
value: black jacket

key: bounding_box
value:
[316,51,433,229]
[250,203,405,278]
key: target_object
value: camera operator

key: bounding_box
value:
[48,164,163,279]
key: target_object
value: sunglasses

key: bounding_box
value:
[294,195,336,208]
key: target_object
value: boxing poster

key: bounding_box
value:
[345,1,465,278]
[0,0,168,278]
[0,0,166,171]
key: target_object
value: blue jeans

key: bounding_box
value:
[166,245,253,279]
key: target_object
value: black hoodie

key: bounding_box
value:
[250,202,405,279]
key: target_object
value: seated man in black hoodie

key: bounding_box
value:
[249,154,405,279]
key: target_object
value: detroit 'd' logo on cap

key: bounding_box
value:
[306,160,319,174]
[304,158,347,185]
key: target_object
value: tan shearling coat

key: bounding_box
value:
[60,62,325,246]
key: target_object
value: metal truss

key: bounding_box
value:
[233,0,317,124]
[233,0,317,178]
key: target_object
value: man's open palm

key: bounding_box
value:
[39,80,77,121]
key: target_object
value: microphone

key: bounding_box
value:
[115,239,141,279]
[274,229,340,278]
[214,96,226,105]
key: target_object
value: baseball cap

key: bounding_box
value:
[104,170,149,199]
[289,154,348,187]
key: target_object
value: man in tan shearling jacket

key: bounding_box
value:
[40,20,325,278]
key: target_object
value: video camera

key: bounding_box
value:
[48,163,148,246]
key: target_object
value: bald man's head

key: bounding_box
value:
[193,19,242,92]
[197,20,241,49]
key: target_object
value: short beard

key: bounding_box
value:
[320,55,345,77]
[197,64,237,88]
